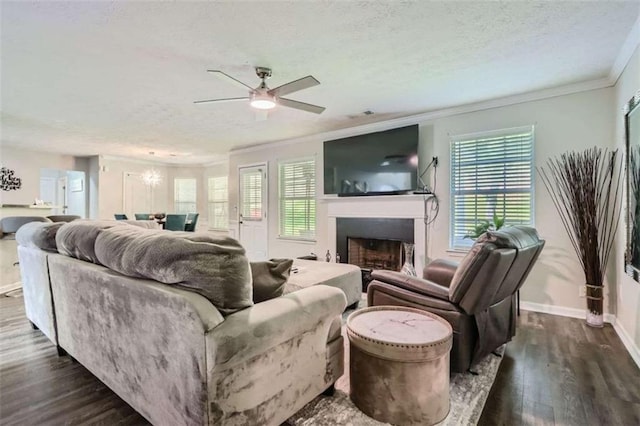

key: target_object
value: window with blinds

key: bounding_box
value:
[208,176,228,230]
[174,178,197,214]
[240,168,263,220]
[450,126,534,249]
[279,158,316,240]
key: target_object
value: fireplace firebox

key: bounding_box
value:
[336,217,414,290]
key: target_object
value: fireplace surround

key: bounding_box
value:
[324,194,429,274]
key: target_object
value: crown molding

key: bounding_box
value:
[99,155,170,167]
[230,77,613,156]
[99,154,229,168]
[200,155,230,168]
[610,14,640,85]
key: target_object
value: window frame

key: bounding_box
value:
[449,125,535,250]
[174,177,197,215]
[278,156,317,242]
[207,176,228,230]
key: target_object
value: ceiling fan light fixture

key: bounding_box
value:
[250,93,276,110]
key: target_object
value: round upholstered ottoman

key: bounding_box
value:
[346,306,453,425]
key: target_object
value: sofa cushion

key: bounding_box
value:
[56,220,158,264]
[94,226,253,315]
[250,258,294,303]
[56,220,118,264]
[16,221,65,252]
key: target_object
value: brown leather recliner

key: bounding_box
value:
[367,226,545,373]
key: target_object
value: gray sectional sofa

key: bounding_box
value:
[16,220,353,426]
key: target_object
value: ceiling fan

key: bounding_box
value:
[194,67,326,115]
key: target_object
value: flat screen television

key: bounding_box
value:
[323,125,419,196]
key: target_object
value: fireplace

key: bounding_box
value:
[347,237,403,271]
[326,194,428,282]
[336,217,414,289]
[336,217,414,264]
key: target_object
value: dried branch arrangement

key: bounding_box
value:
[629,146,640,267]
[538,147,622,323]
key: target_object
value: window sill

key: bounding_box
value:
[277,236,316,244]
[446,248,469,257]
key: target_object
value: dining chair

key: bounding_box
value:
[135,213,153,220]
[114,214,128,220]
[164,214,187,231]
[184,213,199,232]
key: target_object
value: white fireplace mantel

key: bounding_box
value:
[322,194,432,272]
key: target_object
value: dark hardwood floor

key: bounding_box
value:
[1,293,639,425]
[478,309,640,426]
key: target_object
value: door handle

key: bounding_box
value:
[239,214,244,224]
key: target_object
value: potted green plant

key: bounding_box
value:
[464,213,506,240]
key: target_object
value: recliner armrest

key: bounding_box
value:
[370,270,450,301]
[423,259,459,287]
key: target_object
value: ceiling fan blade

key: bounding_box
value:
[278,97,326,114]
[268,75,320,97]
[255,110,268,121]
[207,70,254,91]
[193,97,249,104]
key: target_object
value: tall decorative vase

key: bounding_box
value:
[539,148,622,329]
[400,242,417,276]
[585,284,604,328]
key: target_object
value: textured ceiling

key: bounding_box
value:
[1,1,638,164]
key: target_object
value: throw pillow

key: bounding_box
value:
[250,258,294,303]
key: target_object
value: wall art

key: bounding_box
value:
[1,167,22,191]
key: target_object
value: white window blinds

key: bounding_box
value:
[279,158,316,240]
[240,169,263,220]
[174,178,197,214]
[207,176,228,229]
[450,126,534,249]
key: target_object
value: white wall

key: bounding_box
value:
[228,140,328,259]
[614,45,640,361]
[97,156,170,220]
[229,87,616,315]
[0,146,77,205]
[202,162,230,234]
[88,156,100,219]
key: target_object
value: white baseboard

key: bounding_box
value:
[0,281,21,296]
[519,301,615,323]
[520,301,639,368]
[612,319,640,369]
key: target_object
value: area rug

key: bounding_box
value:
[286,298,504,426]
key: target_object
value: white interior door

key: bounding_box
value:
[40,177,56,204]
[239,164,268,261]
[56,177,67,214]
[123,173,150,219]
